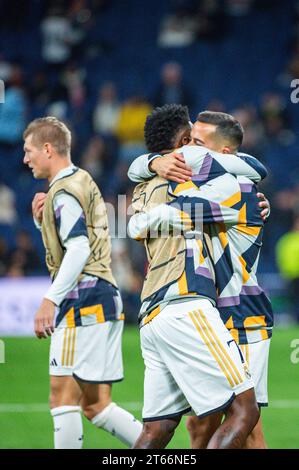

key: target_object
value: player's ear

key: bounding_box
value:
[222,146,232,154]
[44,142,52,158]
[181,135,191,146]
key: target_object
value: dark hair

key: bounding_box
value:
[197,111,243,149]
[144,104,190,152]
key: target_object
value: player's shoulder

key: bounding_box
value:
[52,189,81,209]
[178,145,225,162]
[178,145,210,157]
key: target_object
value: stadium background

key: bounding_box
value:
[0,0,299,449]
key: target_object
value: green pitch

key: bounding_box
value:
[0,326,298,449]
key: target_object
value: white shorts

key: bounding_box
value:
[239,338,270,407]
[140,298,254,421]
[49,320,124,383]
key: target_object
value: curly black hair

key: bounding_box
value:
[144,104,190,152]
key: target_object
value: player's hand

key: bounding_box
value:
[150,153,192,183]
[32,192,47,224]
[257,192,270,221]
[34,298,55,339]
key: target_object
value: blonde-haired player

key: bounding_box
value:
[24,117,142,449]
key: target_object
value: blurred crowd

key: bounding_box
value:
[0,0,299,321]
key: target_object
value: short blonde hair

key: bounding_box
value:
[23,117,71,156]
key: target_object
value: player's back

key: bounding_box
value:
[206,175,273,344]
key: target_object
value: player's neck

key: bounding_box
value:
[48,157,72,183]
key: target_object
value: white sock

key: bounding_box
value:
[51,406,83,449]
[91,402,142,447]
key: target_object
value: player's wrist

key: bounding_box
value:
[149,156,162,173]
[43,295,58,307]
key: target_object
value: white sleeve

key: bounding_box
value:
[52,191,88,244]
[44,235,91,306]
[180,146,263,183]
[128,205,192,240]
[127,153,160,182]
[127,146,265,184]
[33,217,42,231]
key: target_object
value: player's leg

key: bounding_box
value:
[186,338,270,449]
[207,388,259,449]
[186,413,222,449]
[243,416,267,449]
[49,327,84,449]
[50,375,84,449]
[134,417,182,449]
[80,382,142,447]
[145,299,258,449]
[75,320,142,447]
[133,315,191,448]
[240,339,270,449]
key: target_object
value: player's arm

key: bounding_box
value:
[128,174,252,241]
[34,192,91,338]
[180,146,267,183]
[127,152,193,183]
[128,146,267,184]
[128,204,193,241]
[127,153,161,182]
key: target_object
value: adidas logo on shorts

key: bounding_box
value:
[50,358,58,367]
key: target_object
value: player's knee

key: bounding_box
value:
[142,420,178,443]
[246,401,260,430]
[230,390,260,430]
[186,416,202,438]
[82,398,112,421]
[49,385,62,409]
[49,383,80,409]
[186,414,221,448]
[244,418,267,449]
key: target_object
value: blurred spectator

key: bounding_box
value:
[276,215,299,321]
[0,179,17,225]
[41,5,76,67]
[0,59,13,82]
[0,65,26,145]
[67,0,90,61]
[0,237,9,276]
[158,8,197,48]
[232,105,265,155]
[7,230,41,276]
[61,63,86,109]
[111,238,137,291]
[80,135,106,183]
[115,95,151,164]
[153,62,193,110]
[93,82,120,136]
[45,76,70,120]
[260,93,292,142]
[111,239,143,322]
